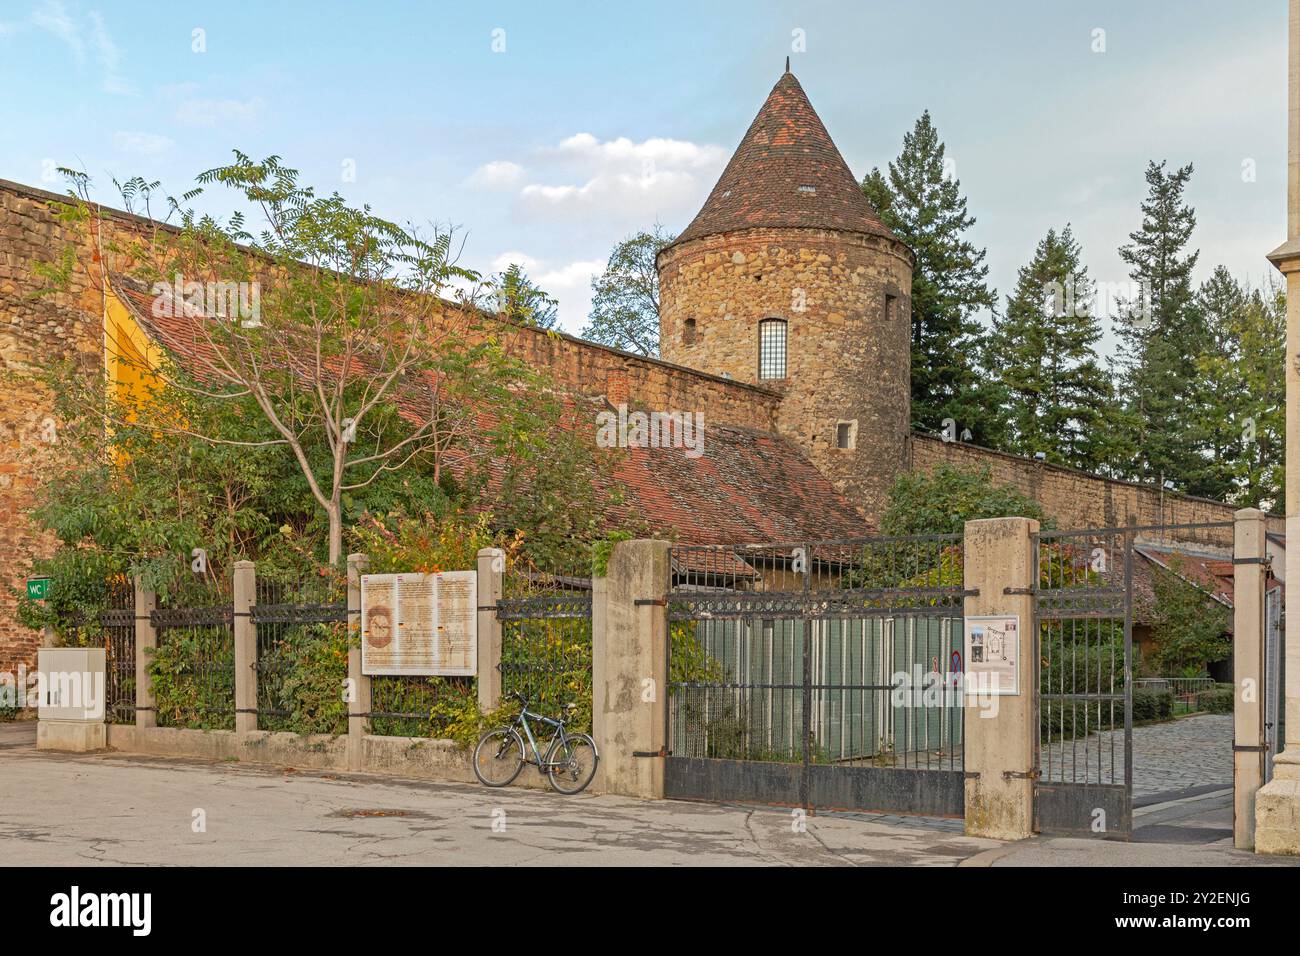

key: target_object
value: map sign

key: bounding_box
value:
[360,571,477,676]
[963,614,1019,696]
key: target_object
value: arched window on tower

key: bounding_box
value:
[758,318,787,380]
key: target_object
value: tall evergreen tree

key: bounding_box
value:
[1193,269,1286,508]
[1114,160,1210,492]
[984,226,1114,471]
[862,111,1000,442]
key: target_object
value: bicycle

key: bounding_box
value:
[472,692,599,795]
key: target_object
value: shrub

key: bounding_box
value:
[1195,687,1234,715]
[147,627,235,730]
[259,622,349,735]
[1132,686,1175,723]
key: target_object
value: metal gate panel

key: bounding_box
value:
[1033,527,1133,839]
[665,535,968,818]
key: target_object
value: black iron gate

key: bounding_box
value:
[1032,527,1134,838]
[665,535,967,817]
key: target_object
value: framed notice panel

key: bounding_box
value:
[361,571,478,676]
[963,615,1019,696]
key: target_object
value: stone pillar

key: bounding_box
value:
[1258,0,1300,855]
[346,553,370,772]
[592,539,670,799]
[133,575,157,729]
[1234,509,1267,849]
[962,517,1038,840]
[476,548,504,713]
[232,560,257,734]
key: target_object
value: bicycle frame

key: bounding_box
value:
[511,707,570,769]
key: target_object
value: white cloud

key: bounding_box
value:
[466,160,524,189]
[113,131,175,156]
[30,2,132,94]
[31,1,82,60]
[174,96,265,127]
[483,132,726,224]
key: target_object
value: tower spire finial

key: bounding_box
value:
[785,55,790,74]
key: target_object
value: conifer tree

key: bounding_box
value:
[1114,160,1209,491]
[1193,269,1286,507]
[984,226,1113,471]
[863,111,1000,443]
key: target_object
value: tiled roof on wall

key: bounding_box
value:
[111,281,870,546]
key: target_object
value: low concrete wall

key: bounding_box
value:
[103,725,567,792]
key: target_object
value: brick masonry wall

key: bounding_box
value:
[910,434,1283,544]
[0,179,784,675]
[494,322,781,432]
[0,181,111,676]
[658,226,914,521]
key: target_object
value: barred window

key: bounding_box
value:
[758,318,787,380]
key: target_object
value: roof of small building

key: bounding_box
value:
[670,69,897,249]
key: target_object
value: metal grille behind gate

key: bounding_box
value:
[1033,527,1134,838]
[665,535,968,817]
[1031,520,1234,839]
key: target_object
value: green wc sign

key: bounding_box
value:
[26,577,51,601]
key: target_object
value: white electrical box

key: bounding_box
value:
[37,647,107,722]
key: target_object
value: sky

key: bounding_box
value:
[0,0,1288,348]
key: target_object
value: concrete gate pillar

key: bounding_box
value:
[133,575,157,729]
[1258,0,1300,855]
[1233,509,1267,849]
[346,553,370,772]
[232,560,257,734]
[592,539,670,799]
[476,547,505,713]
[962,517,1039,841]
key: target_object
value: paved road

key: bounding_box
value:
[972,787,1300,867]
[1131,714,1232,799]
[1040,714,1233,801]
[0,723,998,866]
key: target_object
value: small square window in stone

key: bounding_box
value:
[758,318,787,380]
[836,421,856,450]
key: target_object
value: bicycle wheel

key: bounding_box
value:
[545,733,599,795]
[473,728,525,787]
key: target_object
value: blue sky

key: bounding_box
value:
[0,0,1288,345]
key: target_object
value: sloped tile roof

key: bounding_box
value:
[112,281,870,546]
[671,70,896,248]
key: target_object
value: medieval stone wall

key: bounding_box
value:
[496,322,780,431]
[910,434,1282,544]
[0,181,112,676]
[658,226,913,521]
[0,179,784,674]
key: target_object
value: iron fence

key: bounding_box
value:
[497,582,593,732]
[251,571,347,733]
[151,573,235,730]
[99,576,136,724]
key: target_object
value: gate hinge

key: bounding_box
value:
[1002,587,1035,596]
[963,771,981,780]
[634,598,667,607]
[632,746,670,757]
[1232,556,1270,566]
[1002,769,1040,780]
[1233,744,1267,753]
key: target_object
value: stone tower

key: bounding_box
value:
[657,67,914,524]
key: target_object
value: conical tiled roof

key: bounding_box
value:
[671,69,896,247]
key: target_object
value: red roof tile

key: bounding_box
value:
[112,280,870,546]
[671,70,896,248]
